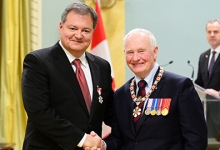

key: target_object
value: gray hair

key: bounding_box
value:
[206,19,220,30]
[123,28,157,50]
[61,2,98,29]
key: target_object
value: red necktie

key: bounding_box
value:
[133,80,147,127]
[73,59,91,113]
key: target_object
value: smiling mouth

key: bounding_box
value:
[132,63,144,66]
[71,40,83,43]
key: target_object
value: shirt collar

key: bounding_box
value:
[59,41,87,67]
[211,45,220,54]
[135,63,159,87]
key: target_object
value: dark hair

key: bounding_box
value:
[61,2,98,29]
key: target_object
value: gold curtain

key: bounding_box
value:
[0,0,31,150]
[85,0,125,88]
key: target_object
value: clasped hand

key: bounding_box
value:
[83,131,105,150]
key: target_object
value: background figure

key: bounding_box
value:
[195,19,220,138]
[104,28,207,150]
[22,2,113,150]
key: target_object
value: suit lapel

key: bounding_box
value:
[52,42,89,115]
[131,81,136,135]
[125,79,136,135]
[85,52,100,122]
[204,50,210,81]
[204,50,210,73]
[130,96,136,135]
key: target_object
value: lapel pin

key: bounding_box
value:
[97,86,103,104]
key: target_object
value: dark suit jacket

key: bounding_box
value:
[195,49,220,90]
[195,49,220,138]
[105,70,207,150]
[22,42,114,150]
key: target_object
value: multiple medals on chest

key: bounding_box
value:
[145,98,171,116]
[130,68,164,118]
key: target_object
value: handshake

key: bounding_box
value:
[83,131,106,150]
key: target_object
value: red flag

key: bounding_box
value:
[91,0,115,138]
[91,0,116,91]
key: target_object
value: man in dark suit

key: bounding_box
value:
[22,2,113,150]
[103,28,207,150]
[195,19,220,91]
[195,19,220,138]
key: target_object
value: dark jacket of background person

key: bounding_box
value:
[195,48,220,90]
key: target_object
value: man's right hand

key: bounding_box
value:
[83,131,102,149]
[83,131,105,150]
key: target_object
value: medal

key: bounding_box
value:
[156,110,161,116]
[97,86,103,104]
[145,98,153,115]
[130,68,164,118]
[150,98,158,116]
[133,107,141,117]
[145,108,151,115]
[98,96,103,104]
[156,99,163,116]
[151,110,157,116]
[161,98,171,116]
[161,108,168,116]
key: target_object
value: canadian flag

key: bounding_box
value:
[91,0,115,138]
[91,0,116,91]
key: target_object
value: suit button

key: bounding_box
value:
[89,124,92,128]
[135,139,138,144]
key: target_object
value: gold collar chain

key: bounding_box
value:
[130,68,164,106]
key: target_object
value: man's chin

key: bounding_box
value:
[69,46,85,51]
[133,70,144,76]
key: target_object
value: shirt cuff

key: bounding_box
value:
[77,133,87,147]
[103,140,107,150]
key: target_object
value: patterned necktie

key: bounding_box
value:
[209,51,216,78]
[133,80,147,127]
[73,59,91,113]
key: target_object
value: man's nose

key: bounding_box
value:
[210,32,215,36]
[133,52,140,61]
[75,30,83,38]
